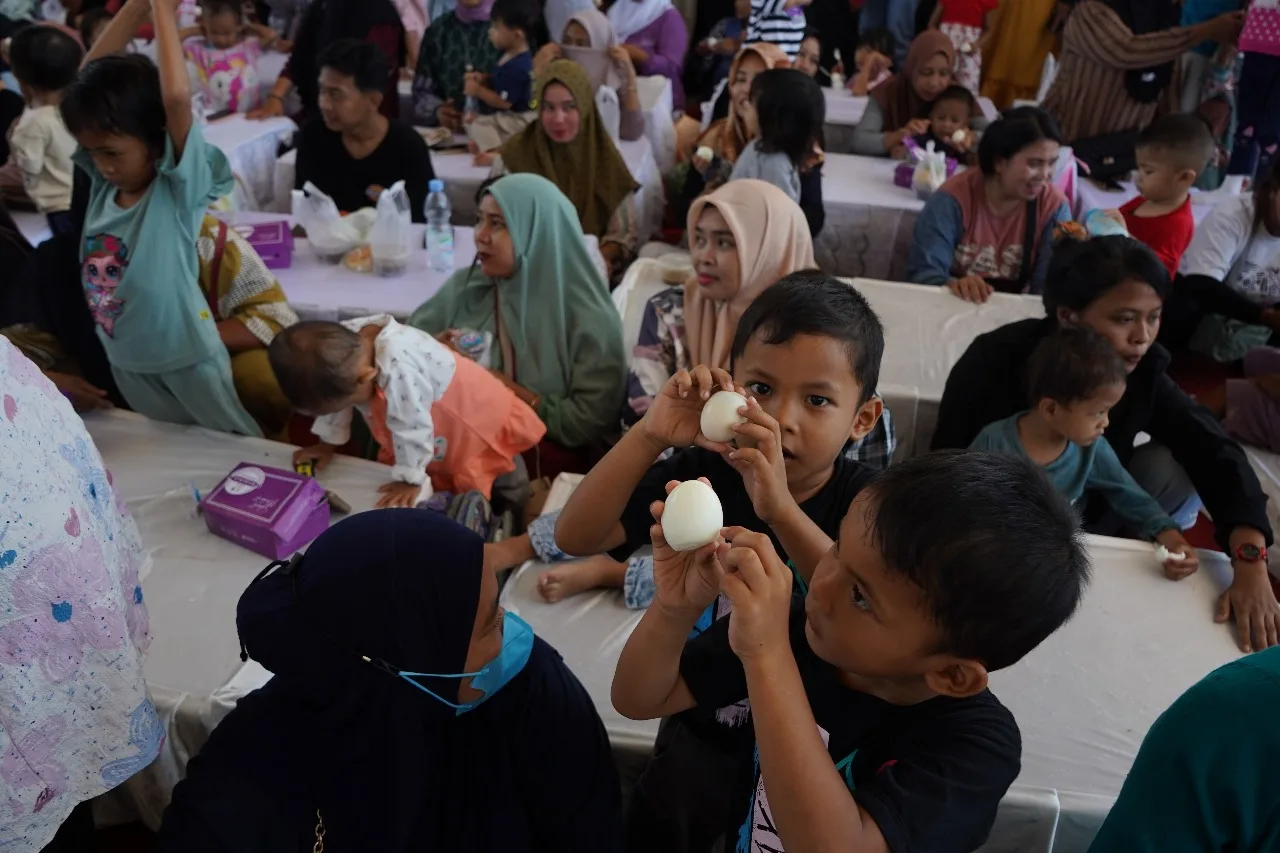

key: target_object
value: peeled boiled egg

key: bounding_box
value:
[661,480,724,552]
[951,129,967,144]
[695,145,714,162]
[699,390,749,443]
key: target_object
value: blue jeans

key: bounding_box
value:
[859,0,921,66]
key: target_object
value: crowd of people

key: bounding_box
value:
[5,0,1280,852]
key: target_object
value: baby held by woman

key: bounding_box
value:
[269,316,545,508]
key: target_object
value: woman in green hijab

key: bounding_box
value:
[409,173,627,455]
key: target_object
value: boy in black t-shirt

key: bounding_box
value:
[556,272,888,852]
[613,450,1091,852]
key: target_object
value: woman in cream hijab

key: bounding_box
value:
[624,179,894,467]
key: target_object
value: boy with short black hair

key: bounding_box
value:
[556,271,887,851]
[1122,113,1216,278]
[612,449,1092,852]
[7,25,83,235]
[971,326,1199,579]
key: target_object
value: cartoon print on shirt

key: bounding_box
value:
[82,234,130,338]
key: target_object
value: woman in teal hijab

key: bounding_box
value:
[409,173,626,452]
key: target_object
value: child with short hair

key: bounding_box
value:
[181,0,280,114]
[848,26,893,95]
[929,0,999,94]
[1122,113,1216,278]
[913,83,977,163]
[730,67,824,203]
[7,24,82,236]
[61,0,261,436]
[612,448,1091,852]
[556,270,887,851]
[270,316,546,506]
[463,0,535,156]
[971,326,1199,579]
[466,0,534,117]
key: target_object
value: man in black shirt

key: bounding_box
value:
[613,451,1091,853]
[557,273,889,851]
[294,39,433,222]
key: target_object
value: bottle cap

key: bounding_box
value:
[428,179,444,192]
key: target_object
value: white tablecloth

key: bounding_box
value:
[274,135,665,243]
[204,115,297,211]
[273,221,606,321]
[823,90,998,154]
[850,278,1045,458]
[84,409,393,827]
[505,471,1244,853]
[817,154,927,280]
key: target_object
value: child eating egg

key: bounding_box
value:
[912,83,978,164]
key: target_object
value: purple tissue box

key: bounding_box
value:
[234,220,293,269]
[893,159,959,189]
[201,463,329,559]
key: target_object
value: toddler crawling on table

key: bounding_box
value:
[268,316,544,507]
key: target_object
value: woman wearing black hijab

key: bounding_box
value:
[1041,0,1243,143]
[250,0,406,120]
[156,510,624,852]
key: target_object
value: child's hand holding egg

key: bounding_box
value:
[649,478,726,612]
[642,365,737,453]
[699,389,749,443]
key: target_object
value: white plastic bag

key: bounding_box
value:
[292,182,363,264]
[369,181,413,277]
[912,142,947,200]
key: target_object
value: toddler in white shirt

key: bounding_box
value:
[6,24,81,235]
[269,316,546,508]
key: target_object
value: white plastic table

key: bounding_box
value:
[85,409,392,828]
[849,278,1045,459]
[817,153,933,280]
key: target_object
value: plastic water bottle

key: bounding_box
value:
[463,63,481,123]
[425,179,454,273]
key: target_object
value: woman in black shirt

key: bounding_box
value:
[933,235,1279,653]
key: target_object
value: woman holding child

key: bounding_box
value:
[907,107,1071,303]
[408,173,626,460]
[850,30,987,158]
[933,234,1280,653]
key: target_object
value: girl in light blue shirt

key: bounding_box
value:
[60,0,260,436]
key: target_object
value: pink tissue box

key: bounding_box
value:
[894,159,959,189]
[201,463,329,559]
[234,220,293,269]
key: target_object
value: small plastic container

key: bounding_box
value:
[659,253,693,285]
[372,245,411,277]
[311,239,357,265]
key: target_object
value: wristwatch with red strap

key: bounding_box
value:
[1233,543,1268,563]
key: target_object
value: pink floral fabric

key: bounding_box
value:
[0,339,159,852]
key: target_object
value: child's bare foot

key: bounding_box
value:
[537,555,625,603]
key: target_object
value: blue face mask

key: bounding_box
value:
[395,611,535,715]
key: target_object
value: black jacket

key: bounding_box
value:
[931,318,1272,550]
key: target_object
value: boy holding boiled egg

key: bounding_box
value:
[556,271,886,850]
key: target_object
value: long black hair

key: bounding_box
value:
[750,68,825,169]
